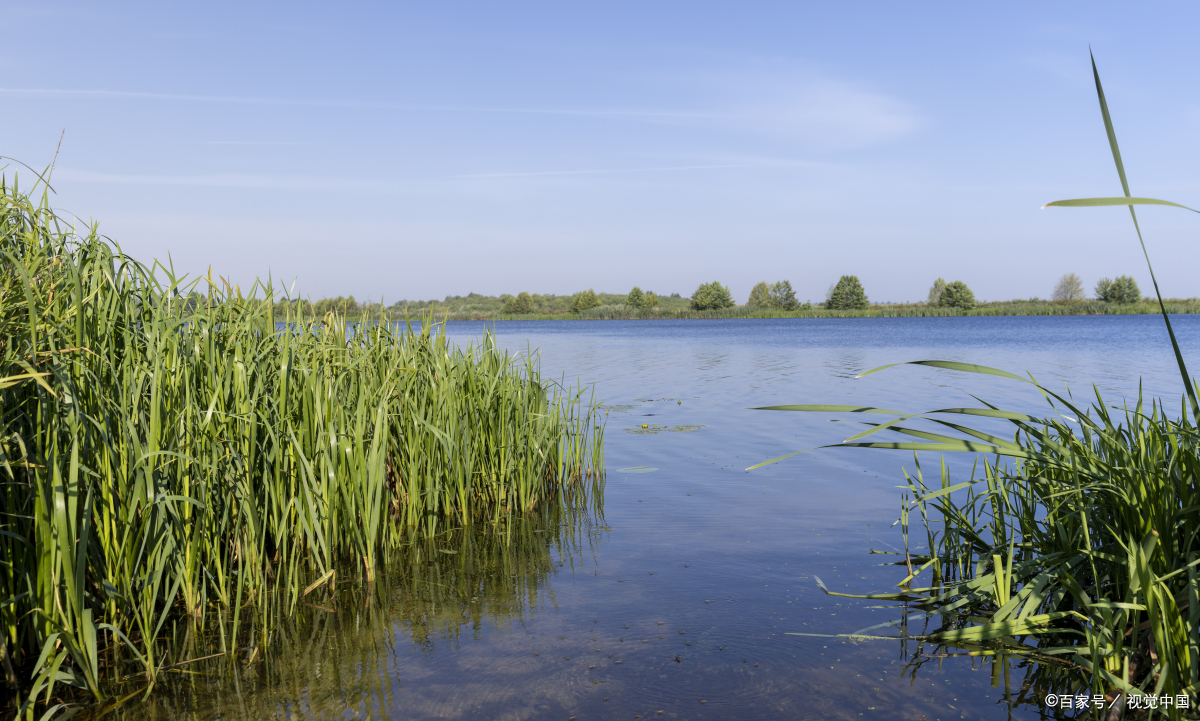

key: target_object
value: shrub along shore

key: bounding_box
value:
[0,178,604,716]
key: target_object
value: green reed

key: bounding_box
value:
[753,54,1200,715]
[0,175,604,718]
[107,480,603,720]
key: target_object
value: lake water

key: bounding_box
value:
[130,314,1200,720]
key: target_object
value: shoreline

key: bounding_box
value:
[307,299,1200,323]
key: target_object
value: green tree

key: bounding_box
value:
[927,278,946,305]
[626,286,646,308]
[1053,272,1086,302]
[826,275,869,310]
[747,280,799,310]
[643,291,659,308]
[747,281,771,307]
[769,280,799,310]
[503,291,534,314]
[571,289,601,312]
[938,280,976,310]
[313,295,359,316]
[690,281,735,310]
[1095,275,1141,304]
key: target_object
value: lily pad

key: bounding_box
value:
[668,425,706,433]
[617,466,658,473]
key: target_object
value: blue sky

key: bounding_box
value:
[4,1,1200,304]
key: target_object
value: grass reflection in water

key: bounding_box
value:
[107,482,603,720]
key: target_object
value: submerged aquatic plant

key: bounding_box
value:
[753,53,1200,713]
[0,173,604,717]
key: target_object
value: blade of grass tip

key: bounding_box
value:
[749,404,908,415]
[1089,49,1200,422]
[745,449,808,471]
[855,360,1030,383]
[1042,197,1200,212]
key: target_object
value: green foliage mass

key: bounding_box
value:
[388,290,690,318]
[275,295,366,317]
[1053,272,1086,302]
[1095,275,1141,304]
[626,286,646,308]
[690,281,735,310]
[571,288,601,312]
[747,281,771,307]
[503,291,534,314]
[747,280,799,310]
[769,281,799,310]
[927,277,947,305]
[825,275,869,310]
[937,280,976,310]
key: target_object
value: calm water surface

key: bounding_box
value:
[134,315,1200,721]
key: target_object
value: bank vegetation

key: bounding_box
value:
[0,176,604,717]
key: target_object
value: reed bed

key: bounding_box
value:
[753,54,1200,716]
[762,382,1200,713]
[107,483,603,720]
[0,176,604,718]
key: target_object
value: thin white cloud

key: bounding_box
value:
[56,161,814,191]
[0,85,919,147]
[1,67,923,151]
[0,87,726,119]
[746,81,921,147]
[453,161,819,179]
[0,88,284,104]
[202,140,310,146]
[681,72,923,149]
[54,168,377,192]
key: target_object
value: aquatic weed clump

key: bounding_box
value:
[753,53,1200,715]
[0,174,604,717]
[851,383,1200,711]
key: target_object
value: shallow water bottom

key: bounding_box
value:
[121,463,1054,721]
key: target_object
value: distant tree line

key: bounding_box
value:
[282,270,1147,319]
[275,296,364,316]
